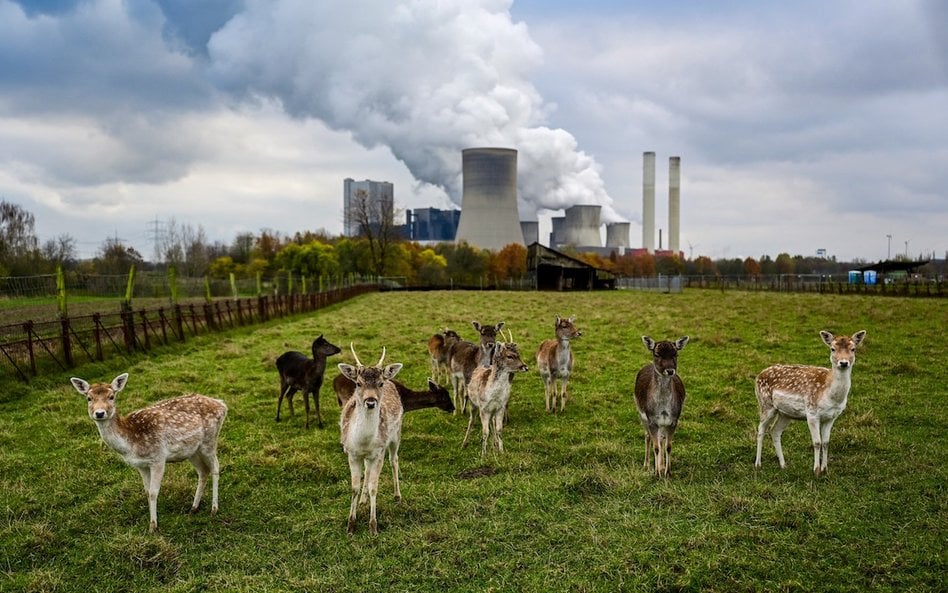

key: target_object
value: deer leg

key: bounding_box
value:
[146,460,167,533]
[805,414,823,476]
[642,432,651,469]
[347,456,363,535]
[137,466,151,492]
[276,383,294,422]
[652,428,664,476]
[480,409,491,457]
[493,412,504,454]
[559,377,569,412]
[819,417,837,474]
[461,404,476,448]
[303,388,311,429]
[359,459,370,504]
[209,450,220,514]
[189,454,210,512]
[313,384,324,429]
[365,457,385,536]
[755,407,778,468]
[389,442,401,502]
[770,413,793,469]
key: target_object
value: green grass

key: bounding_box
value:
[1,290,945,592]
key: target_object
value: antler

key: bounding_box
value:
[377,347,386,367]
[503,327,514,343]
[349,343,363,367]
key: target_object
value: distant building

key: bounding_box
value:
[343,178,394,237]
[409,208,460,242]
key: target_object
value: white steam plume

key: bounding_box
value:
[206,0,620,222]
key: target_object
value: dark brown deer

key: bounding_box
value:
[755,330,866,476]
[536,315,583,413]
[447,321,504,414]
[338,346,404,535]
[70,373,227,532]
[333,374,454,414]
[462,340,529,456]
[276,335,341,429]
[633,336,689,477]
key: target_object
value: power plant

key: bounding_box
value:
[345,147,682,256]
[454,147,525,251]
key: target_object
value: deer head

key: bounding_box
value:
[642,336,689,377]
[338,346,402,410]
[820,330,866,370]
[71,373,129,421]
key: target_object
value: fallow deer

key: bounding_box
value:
[427,330,455,384]
[333,373,454,414]
[633,336,689,477]
[70,373,228,533]
[338,346,404,535]
[536,315,583,413]
[755,330,867,476]
[276,334,342,429]
[448,321,504,414]
[462,338,529,457]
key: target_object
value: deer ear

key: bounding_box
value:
[338,364,358,381]
[112,373,128,392]
[820,331,834,346]
[642,336,656,351]
[675,336,690,350]
[472,321,481,331]
[427,378,437,390]
[555,315,561,324]
[568,315,576,323]
[495,321,505,332]
[852,330,866,347]
[70,377,90,395]
[382,363,403,380]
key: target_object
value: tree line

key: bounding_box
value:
[2,199,941,286]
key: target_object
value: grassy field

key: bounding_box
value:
[1,290,945,592]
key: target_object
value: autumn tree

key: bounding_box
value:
[743,257,761,278]
[489,243,528,282]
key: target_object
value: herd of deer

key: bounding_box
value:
[70,318,866,535]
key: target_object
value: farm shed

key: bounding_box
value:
[527,242,616,291]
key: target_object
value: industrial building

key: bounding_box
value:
[407,208,460,242]
[343,178,394,238]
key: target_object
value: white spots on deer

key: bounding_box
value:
[70,373,227,533]
[755,330,867,476]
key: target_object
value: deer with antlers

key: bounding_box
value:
[337,345,404,535]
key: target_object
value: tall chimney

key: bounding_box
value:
[643,152,655,253]
[669,156,681,254]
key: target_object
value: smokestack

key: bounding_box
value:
[643,152,655,253]
[520,220,539,245]
[669,156,681,254]
[606,222,630,248]
[455,148,524,251]
[563,205,602,247]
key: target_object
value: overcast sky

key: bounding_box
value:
[1,0,945,263]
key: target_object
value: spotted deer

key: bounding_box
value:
[427,329,458,384]
[70,373,228,533]
[448,321,504,414]
[755,330,867,476]
[634,336,689,477]
[462,338,529,457]
[275,335,342,429]
[338,346,404,535]
[536,315,583,412]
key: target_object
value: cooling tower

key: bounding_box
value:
[563,205,602,247]
[606,222,630,248]
[520,220,539,245]
[455,147,524,251]
[669,156,681,254]
[643,152,656,253]
[550,216,566,247]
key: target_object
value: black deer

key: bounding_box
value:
[276,335,342,428]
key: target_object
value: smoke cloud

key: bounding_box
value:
[203,0,620,222]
